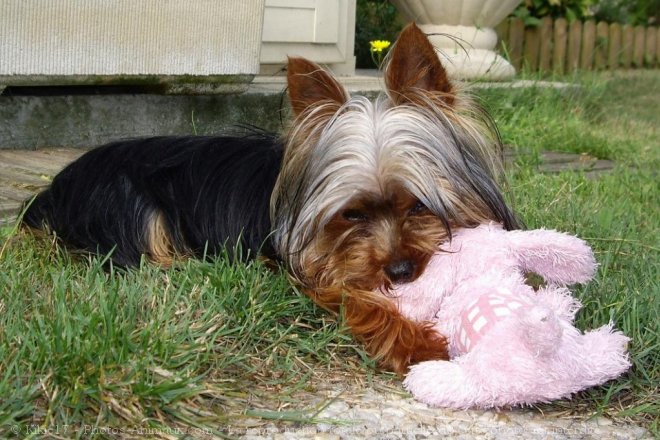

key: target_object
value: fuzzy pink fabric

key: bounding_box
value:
[393,223,630,409]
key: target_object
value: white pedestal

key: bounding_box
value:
[420,24,516,80]
[391,0,522,81]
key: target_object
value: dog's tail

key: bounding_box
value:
[21,189,55,232]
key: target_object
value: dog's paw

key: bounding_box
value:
[408,324,450,365]
[383,322,449,376]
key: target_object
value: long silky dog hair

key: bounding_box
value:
[23,134,283,266]
[23,24,518,375]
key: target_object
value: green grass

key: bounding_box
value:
[1,70,658,437]
[0,238,367,437]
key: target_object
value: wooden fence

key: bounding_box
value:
[496,17,659,73]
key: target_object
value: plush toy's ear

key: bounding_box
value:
[385,23,454,106]
[506,229,597,285]
[286,57,349,117]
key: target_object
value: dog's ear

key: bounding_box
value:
[385,23,454,106]
[287,57,349,117]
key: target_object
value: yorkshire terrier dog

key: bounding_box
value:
[22,24,518,375]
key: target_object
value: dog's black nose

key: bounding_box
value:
[385,260,415,283]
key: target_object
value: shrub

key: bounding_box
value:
[592,0,659,25]
[513,0,659,25]
[355,0,403,68]
[512,0,595,26]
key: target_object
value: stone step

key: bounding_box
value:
[0,73,577,150]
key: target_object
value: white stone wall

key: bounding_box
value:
[0,0,265,84]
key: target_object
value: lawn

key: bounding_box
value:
[1,70,658,438]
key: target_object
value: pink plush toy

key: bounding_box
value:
[393,223,630,409]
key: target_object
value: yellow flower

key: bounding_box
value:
[369,40,391,53]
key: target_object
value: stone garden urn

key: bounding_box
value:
[390,0,522,80]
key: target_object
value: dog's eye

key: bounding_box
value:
[342,209,369,222]
[408,201,428,216]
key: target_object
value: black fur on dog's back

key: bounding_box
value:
[22,134,284,266]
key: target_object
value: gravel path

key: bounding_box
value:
[219,383,651,440]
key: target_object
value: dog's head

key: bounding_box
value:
[271,23,518,300]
